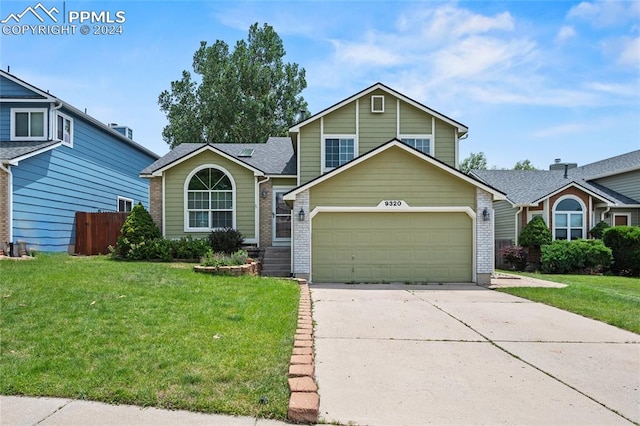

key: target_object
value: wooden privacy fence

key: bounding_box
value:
[75,212,129,255]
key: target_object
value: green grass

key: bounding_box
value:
[497,271,640,334]
[0,254,299,419]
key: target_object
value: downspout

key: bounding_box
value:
[50,101,63,139]
[0,162,13,243]
[600,206,611,223]
[257,176,271,248]
[514,206,523,245]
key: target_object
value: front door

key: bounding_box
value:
[273,188,293,245]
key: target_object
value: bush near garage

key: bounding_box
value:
[602,226,640,276]
[499,245,528,271]
[540,239,612,274]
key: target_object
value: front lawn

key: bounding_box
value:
[497,272,640,334]
[0,254,299,419]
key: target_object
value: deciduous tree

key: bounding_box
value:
[159,23,307,148]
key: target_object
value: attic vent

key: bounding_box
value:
[371,95,385,113]
[239,148,254,158]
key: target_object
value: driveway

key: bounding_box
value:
[311,284,639,425]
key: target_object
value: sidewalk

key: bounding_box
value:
[0,395,290,426]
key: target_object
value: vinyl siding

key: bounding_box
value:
[163,151,256,240]
[323,101,356,134]
[310,146,475,209]
[0,76,45,98]
[592,170,640,202]
[359,91,397,154]
[299,120,321,184]
[271,177,297,187]
[11,123,154,251]
[296,89,459,183]
[433,119,456,167]
[494,200,517,241]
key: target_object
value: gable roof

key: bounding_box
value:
[140,137,296,177]
[288,82,468,136]
[0,70,159,160]
[284,139,505,201]
[471,150,640,207]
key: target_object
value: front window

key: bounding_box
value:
[11,108,47,140]
[401,137,432,155]
[554,197,584,240]
[56,112,73,146]
[324,137,355,169]
[186,167,234,230]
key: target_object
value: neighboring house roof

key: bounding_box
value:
[471,150,640,207]
[0,140,61,163]
[140,136,296,177]
[0,70,159,160]
[285,139,505,201]
[289,82,469,136]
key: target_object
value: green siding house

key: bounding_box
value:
[141,83,506,284]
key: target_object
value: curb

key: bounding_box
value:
[287,279,319,424]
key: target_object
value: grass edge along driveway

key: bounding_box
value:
[497,272,640,334]
[0,254,300,420]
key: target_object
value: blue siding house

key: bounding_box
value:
[0,70,159,252]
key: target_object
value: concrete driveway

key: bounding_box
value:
[311,284,639,425]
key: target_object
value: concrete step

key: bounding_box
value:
[262,247,291,277]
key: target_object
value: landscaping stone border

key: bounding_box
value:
[193,260,258,276]
[287,279,319,423]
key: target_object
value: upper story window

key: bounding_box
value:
[400,136,432,155]
[324,136,356,171]
[553,196,585,240]
[11,108,47,141]
[185,166,235,231]
[117,197,133,212]
[56,112,73,146]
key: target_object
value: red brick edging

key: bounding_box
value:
[287,279,319,423]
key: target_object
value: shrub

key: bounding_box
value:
[589,221,610,239]
[201,250,249,267]
[602,226,640,276]
[170,236,211,260]
[499,245,527,271]
[541,239,612,274]
[519,216,552,247]
[208,228,245,254]
[112,203,161,259]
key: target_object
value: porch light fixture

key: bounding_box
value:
[482,207,490,221]
[298,208,306,221]
[261,189,268,199]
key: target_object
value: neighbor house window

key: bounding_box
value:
[185,166,234,230]
[400,136,432,155]
[56,112,73,146]
[553,197,585,240]
[324,136,355,170]
[117,197,133,212]
[11,108,47,141]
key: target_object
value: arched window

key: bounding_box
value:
[553,197,584,240]
[185,166,234,230]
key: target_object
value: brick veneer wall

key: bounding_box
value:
[292,190,310,279]
[149,177,163,232]
[0,168,8,245]
[476,188,494,285]
[258,179,273,247]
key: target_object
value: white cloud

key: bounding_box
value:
[617,36,640,67]
[555,26,576,43]
[567,0,640,27]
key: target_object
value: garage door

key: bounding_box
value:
[312,212,472,283]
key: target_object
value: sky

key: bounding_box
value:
[1,0,639,169]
